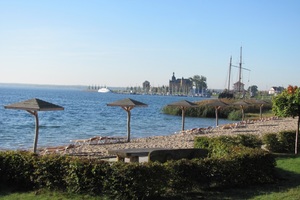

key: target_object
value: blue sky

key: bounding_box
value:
[0,0,299,90]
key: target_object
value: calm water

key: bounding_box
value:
[0,85,233,150]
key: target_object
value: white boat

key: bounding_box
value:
[98,87,111,93]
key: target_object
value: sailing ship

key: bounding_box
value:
[226,46,251,94]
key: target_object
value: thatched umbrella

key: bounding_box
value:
[205,100,228,127]
[167,100,198,131]
[4,98,64,153]
[232,100,251,121]
[107,98,147,142]
[247,99,269,119]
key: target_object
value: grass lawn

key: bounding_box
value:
[1,154,300,200]
[192,154,300,200]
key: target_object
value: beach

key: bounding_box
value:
[70,117,298,158]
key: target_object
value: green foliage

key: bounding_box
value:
[161,106,181,116]
[272,86,300,118]
[194,134,262,157]
[65,158,110,195]
[162,99,272,120]
[0,144,277,199]
[105,162,168,200]
[33,155,71,190]
[228,110,242,120]
[262,131,298,153]
[218,91,234,99]
[0,151,36,190]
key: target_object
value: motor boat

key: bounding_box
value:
[98,87,111,93]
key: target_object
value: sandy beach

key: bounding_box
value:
[70,117,298,158]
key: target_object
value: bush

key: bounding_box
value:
[0,151,36,190]
[33,154,71,190]
[278,131,297,152]
[235,134,263,148]
[65,158,110,195]
[228,110,242,120]
[0,143,277,199]
[194,134,262,158]
[262,131,298,153]
[105,162,168,200]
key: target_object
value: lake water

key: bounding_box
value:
[0,85,233,150]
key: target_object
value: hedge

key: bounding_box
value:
[262,130,299,153]
[0,147,277,199]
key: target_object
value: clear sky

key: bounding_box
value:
[0,0,299,90]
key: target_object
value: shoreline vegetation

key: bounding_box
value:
[162,98,273,120]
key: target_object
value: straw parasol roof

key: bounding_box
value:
[232,100,251,121]
[246,99,270,119]
[4,98,64,153]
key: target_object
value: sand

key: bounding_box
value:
[71,117,298,158]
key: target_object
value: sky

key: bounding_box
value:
[0,0,299,90]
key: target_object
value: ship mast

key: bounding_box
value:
[238,46,242,93]
[227,56,232,91]
[227,46,250,92]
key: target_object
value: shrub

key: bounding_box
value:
[262,131,298,153]
[194,134,262,158]
[278,131,297,153]
[0,151,36,190]
[105,162,168,200]
[228,110,242,120]
[33,154,71,190]
[235,134,263,148]
[0,143,277,199]
[65,158,109,195]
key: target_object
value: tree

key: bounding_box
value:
[272,85,300,154]
[248,85,258,97]
[190,75,207,94]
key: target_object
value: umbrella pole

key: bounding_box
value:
[215,107,219,127]
[127,110,131,142]
[33,112,39,153]
[181,107,185,131]
[27,110,39,153]
[241,106,245,121]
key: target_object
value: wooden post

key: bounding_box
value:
[181,107,185,131]
[27,110,39,153]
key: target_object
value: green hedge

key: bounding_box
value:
[194,134,263,157]
[0,148,277,199]
[0,151,36,190]
[262,130,298,153]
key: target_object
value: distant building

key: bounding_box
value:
[169,72,193,95]
[233,81,245,92]
[142,81,150,93]
[269,86,284,95]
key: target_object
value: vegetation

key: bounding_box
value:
[162,98,273,121]
[189,75,207,94]
[2,132,300,199]
[0,136,277,200]
[272,85,300,154]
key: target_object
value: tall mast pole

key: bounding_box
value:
[238,46,242,92]
[228,56,232,91]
